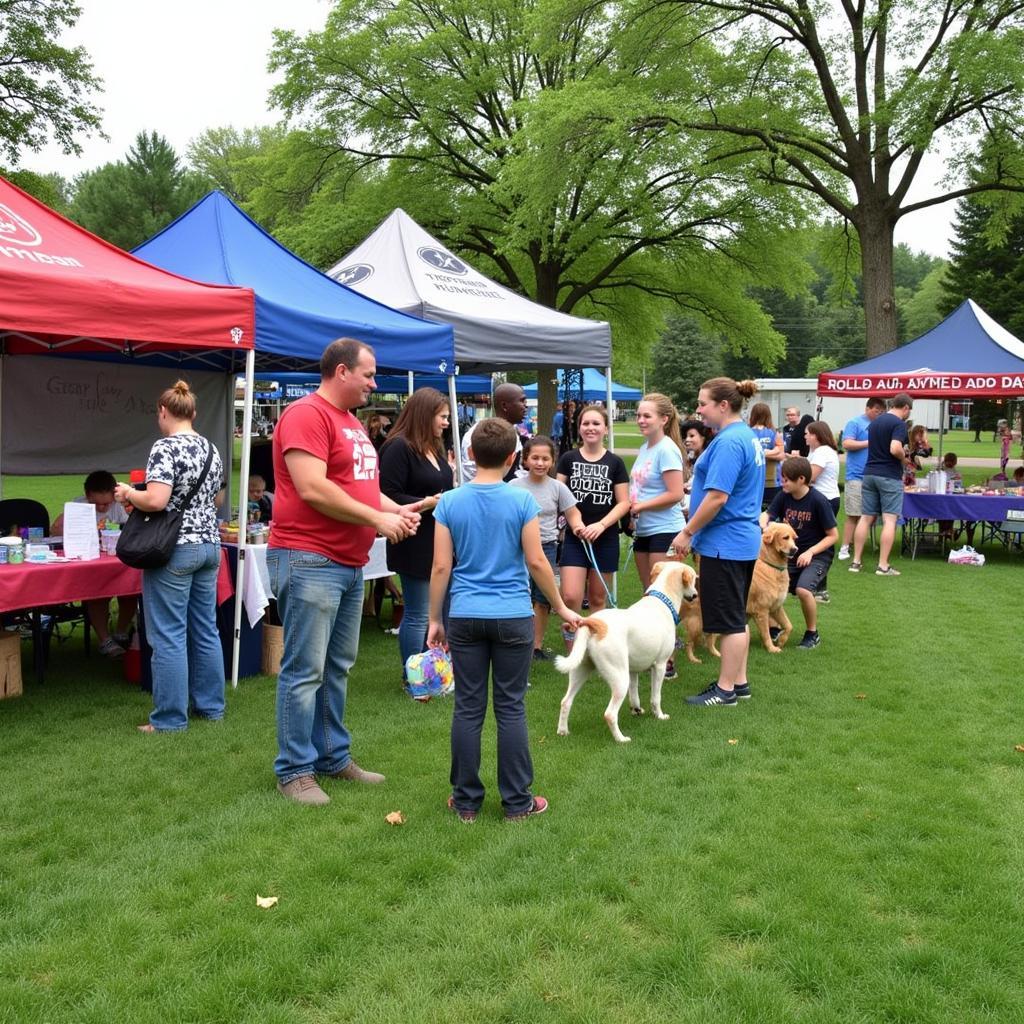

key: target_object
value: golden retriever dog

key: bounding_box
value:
[678,581,717,664]
[555,561,698,743]
[708,522,799,655]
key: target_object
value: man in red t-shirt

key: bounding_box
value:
[269,338,425,806]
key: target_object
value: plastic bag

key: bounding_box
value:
[948,545,985,566]
[404,648,455,702]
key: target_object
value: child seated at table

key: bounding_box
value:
[247,474,274,523]
[51,470,136,658]
[1012,466,1024,487]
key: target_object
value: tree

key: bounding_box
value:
[269,0,808,427]
[663,0,1024,357]
[0,166,71,212]
[649,316,723,413]
[0,0,103,162]
[806,353,840,377]
[901,262,949,340]
[69,131,211,249]
[941,196,1024,338]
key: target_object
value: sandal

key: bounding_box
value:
[505,796,549,822]
[447,796,478,823]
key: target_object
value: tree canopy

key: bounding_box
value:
[68,131,211,250]
[664,0,1024,356]
[0,0,102,162]
[269,0,809,372]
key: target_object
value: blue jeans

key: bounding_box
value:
[398,573,429,674]
[142,541,224,731]
[266,547,363,784]
[448,616,535,815]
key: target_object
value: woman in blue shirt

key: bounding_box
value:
[673,377,763,708]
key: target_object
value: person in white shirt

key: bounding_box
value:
[806,421,840,604]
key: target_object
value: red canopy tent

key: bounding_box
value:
[0,175,254,360]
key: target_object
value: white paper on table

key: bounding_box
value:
[62,501,100,561]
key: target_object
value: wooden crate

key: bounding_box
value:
[0,630,23,699]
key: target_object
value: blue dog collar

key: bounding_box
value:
[645,588,680,626]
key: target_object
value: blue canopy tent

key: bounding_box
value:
[523,368,641,403]
[246,371,492,400]
[134,191,456,687]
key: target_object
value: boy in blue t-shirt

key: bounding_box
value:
[429,418,582,823]
[763,457,838,649]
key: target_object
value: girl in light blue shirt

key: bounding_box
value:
[629,392,685,591]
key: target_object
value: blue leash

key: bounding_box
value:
[582,538,618,609]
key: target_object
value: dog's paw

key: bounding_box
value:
[653,710,670,720]
[615,735,632,743]
[630,705,645,717]
[556,726,569,736]
[766,645,781,654]
[686,653,702,664]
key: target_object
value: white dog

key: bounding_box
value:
[555,561,698,743]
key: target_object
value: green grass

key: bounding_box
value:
[2,502,1023,1022]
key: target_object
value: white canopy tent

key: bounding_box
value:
[327,209,615,449]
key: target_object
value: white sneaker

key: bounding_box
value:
[837,546,850,561]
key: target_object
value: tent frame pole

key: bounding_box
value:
[0,353,4,500]
[408,370,414,398]
[448,374,463,485]
[231,347,256,690]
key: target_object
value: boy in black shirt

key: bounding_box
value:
[762,457,838,649]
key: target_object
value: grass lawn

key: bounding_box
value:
[2,482,1023,1022]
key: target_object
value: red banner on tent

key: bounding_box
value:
[816,372,1024,398]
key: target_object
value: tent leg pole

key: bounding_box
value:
[606,365,614,450]
[408,371,414,398]
[232,347,256,690]
[448,374,462,485]
[0,353,4,500]
[937,400,946,463]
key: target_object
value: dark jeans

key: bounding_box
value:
[448,616,535,816]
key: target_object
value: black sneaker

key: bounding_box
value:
[797,631,821,649]
[686,683,737,707]
[768,626,782,644]
[734,683,751,700]
[532,648,554,662]
[663,658,677,680]
[814,590,830,604]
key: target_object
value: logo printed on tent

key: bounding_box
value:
[0,204,42,247]
[417,246,468,276]
[335,263,374,285]
[230,327,244,344]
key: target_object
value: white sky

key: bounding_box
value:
[29,0,953,258]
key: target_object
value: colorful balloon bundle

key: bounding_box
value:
[403,647,455,702]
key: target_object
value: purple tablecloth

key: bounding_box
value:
[901,492,1024,521]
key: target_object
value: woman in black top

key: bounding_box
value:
[556,404,630,626]
[379,388,454,680]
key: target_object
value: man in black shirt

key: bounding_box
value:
[850,393,913,576]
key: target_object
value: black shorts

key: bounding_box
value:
[560,529,620,573]
[788,552,833,595]
[633,531,678,555]
[699,555,756,635]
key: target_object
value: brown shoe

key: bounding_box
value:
[328,760,386,785]
[277,775,330,806]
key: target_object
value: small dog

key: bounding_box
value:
[708,522,799,655]
[555,561,698,743]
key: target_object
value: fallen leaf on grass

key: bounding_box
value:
[855,693,867,700]
[385,811,406,826]
[1014,745,1024,754]
[727,738,739,745]
[255,895,278,910]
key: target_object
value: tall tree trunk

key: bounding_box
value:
[855,212,899,357]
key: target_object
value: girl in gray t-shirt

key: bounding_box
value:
[512,436,583,659]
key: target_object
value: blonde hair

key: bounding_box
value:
[700,377,759,412]
[159,380,196,421]
[640,392,683,455]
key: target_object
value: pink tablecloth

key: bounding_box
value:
[0,550,233,614]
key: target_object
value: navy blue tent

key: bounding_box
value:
[818,300,1024,398]
[522,368,641,402]
[247,372,492,399]
[134,191,455,374]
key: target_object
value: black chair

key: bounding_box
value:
[0,497,49,535]
[0,497,89,681]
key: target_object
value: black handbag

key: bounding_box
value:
[116,441,214,569]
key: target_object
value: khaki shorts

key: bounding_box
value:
[844,479,863,517]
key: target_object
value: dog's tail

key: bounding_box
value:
[553,618,608,674]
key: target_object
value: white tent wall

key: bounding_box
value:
[755,378,945,432]
[1,355,233,475]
